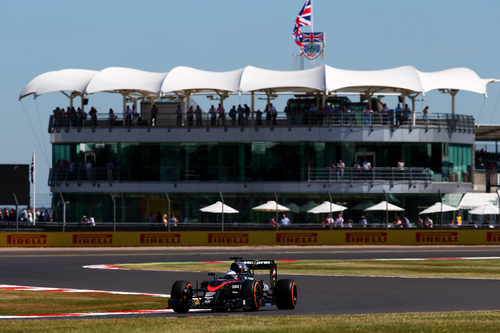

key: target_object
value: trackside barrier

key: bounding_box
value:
[1,230,500,247]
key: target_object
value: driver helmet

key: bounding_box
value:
[224,270,238,279]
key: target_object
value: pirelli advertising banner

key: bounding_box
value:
[0,230,499,247]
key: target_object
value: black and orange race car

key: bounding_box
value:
[168,257,297,313]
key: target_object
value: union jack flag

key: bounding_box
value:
[292,0,312,53]
[301,32,324,43]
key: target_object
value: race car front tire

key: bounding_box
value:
[170,280,193,313]
[275,279,297,310]
[243,280,262,311]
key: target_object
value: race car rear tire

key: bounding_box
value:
[275,279,297,310]
[170,280,193,313]
[243,280,262,311]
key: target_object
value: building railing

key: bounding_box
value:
[307,166,433,185]
[47,111,475,133]
[48,166,442,186]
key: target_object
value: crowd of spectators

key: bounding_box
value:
[50,100,425,131]
[0,208,51,223]
[476,149,500,171]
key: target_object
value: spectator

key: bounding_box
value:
[337,159,345,181]
[270,216,277,228]
[403,104,411,123]
[395,103,402,126]
[217,103,225,126]
[397,159,405,170]
[423,106,429,124]
[359,216,367,228]
[346,219,353,228]
[244,104,250,125]
[176,104,182,126]
[170,215,178,226]
[237,104,244,126]
[209,105,217,126]
[125,105,132,126]
[280,213,290,226]
[195,105,202,126]
[322,214,333,228]
[334,213,344,227]
[150,103,158,127]
[455,212,462,226]
[270,103,277,125]
[132,105,139,126]
[89,107,97,127]
[229,105,237,125]
[416,216,424,228]
[424,216,433,228]
[162,214,168,226]
[85,159,93,181]
[256,109,263,126]
[393,215,402,228]
[187,106,194,127]
[108,108,117,127]
[88,216,95,227]
[364,104,373,125]
[402,216,410,228]
[381,103,390,125]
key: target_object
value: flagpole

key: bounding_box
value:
[310,0,315,68]
[32,150,36,225]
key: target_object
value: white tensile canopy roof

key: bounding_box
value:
[85,67,168,94]
[19,65,497,101]
[19,69,98,100]
[418,67,492,96]
[325,65,423,94]
[162,66,244,93]
[239,65,325,92]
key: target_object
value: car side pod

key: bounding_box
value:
[275,279,297,310]
[169,280,193,313]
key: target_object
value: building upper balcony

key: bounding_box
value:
[48,110,475,145]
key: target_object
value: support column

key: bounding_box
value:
[251,91,255,120]
[410,95,416,126]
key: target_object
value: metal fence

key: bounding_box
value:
[48,166,435,186]
[47,111,475,133]
[307,167,432,185]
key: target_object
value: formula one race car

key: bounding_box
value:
[168,257,297,313]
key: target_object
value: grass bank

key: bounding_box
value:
[0,290,166,315]
[3,312,500,332]
[116,258,500,279]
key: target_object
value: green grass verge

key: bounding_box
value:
[116,259,500,279]
[3,312,500,332]
[0,290,167,315]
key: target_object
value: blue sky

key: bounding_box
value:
[1,0,500,199]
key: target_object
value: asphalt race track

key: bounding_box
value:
[2,246,500,318]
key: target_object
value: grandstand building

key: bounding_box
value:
[20,65,497,226]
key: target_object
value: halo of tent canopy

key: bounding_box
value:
[19,65,498,116]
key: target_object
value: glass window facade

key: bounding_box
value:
[53,142,472,182]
